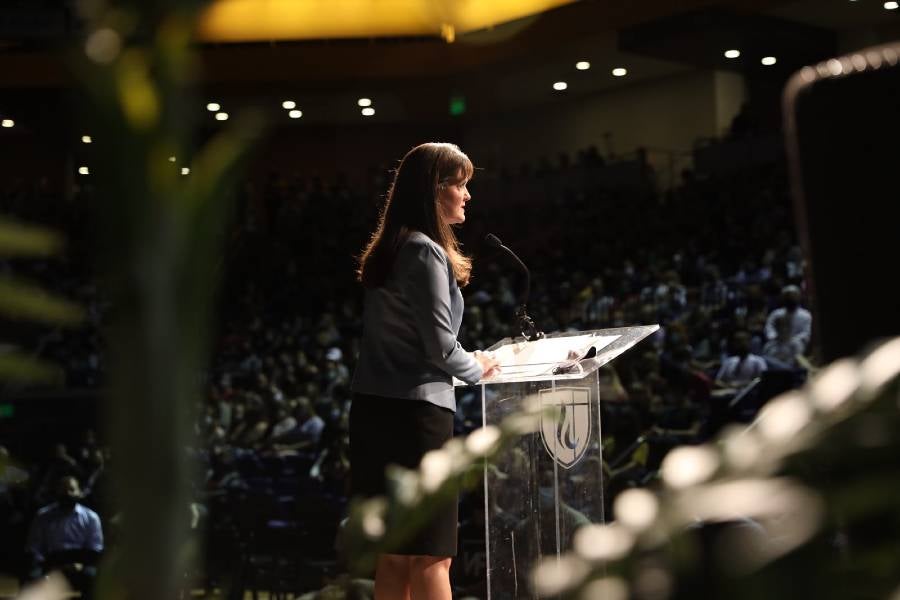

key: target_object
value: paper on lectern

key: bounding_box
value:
[490,333,620,379]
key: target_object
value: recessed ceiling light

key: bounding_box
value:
[885,1,898,9]
[206,102,220,112]
[358,98,372,107]
[361,107,375,116]
[612,67,628,77]
[81,135,92,143]
[552,81,568,91]
[1,119,13,128]
[181,167,190,175]
[575,61,590,71]
[168,156,176,162]
[761,56,777,66]
[724,49,741,59]
[78,166,89,175]
[282,100,296,109]
[215,112,229,121]
[288,109,302,119]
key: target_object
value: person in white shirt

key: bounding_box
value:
[764,285,812,352]
[716,331,767,387]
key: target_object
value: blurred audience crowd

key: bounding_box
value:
[0,140,814,596]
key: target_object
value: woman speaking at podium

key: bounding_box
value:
[351,142,499,600]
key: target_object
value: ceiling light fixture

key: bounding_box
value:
[282,100,296,109]
[206,102,221,112]
[288,109,302,118]
[612,67,628,77]
[575,61,590,71]
[361,107,375,116]
[215,112,229,121]
[358,98,372,107]
[724,49,741,59]
[552,81,568,91]
[761,56,777,66]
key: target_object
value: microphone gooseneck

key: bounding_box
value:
[485,233,544,342]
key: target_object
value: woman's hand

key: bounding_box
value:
[474,350,501,379]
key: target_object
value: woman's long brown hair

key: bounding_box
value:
[357,142,474,288]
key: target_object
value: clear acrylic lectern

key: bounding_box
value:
[459,326,659,600]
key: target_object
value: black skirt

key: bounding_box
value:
[350,392,458,557]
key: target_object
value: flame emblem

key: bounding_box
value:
[540,387,591,469]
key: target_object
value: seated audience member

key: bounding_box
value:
[297,399,326,446]
[716,331,767,388]
[764,285,812,352]
[26,476,103,600]
[762,315,805,370]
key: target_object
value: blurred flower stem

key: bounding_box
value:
[73,1,263,598]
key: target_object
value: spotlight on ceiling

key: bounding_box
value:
[1,119,13,128]
[575,61,590,71]
[761,56,777,66]
[885,1,899,9]
[552,81,568,91]
[361,107,375,116]
[181,167,190,175]
[288,109,303,119]
[724,49,741,59]
[215,112,229,121]
[78,166,89,175]
[612,67,628,77]
[358,98,372,107]
[81,135,92,143]
[282,100,296,109]
[206,102,221,112]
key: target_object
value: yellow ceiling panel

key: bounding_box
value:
[198,0,578,42]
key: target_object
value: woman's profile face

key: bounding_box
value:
[437,172,471,225]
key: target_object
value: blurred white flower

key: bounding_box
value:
[580,576,628,600]
[360,498,387,540]
[442,437,470,472]
[757,392,811,442]
[15,572,71,600]
[661,445,719,489]
[532,555,588,596]
[420,449,452,492]
[722,426,762,471]
[860,337,900,393]
[387,467,421,506]
[465,425,501,457]
[573,523,635,562]
[503,411,542,435]
[810,358,859,411]
[85,28,122,64]
[614,488,659,532]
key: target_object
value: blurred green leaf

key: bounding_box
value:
[0,277,84,324]
[186,111,265,213]
[0,352,63,383]
[0,217,63,257]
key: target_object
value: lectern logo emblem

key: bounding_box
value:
[539,387,591,469]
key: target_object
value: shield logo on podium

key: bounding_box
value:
[539,387,591,469]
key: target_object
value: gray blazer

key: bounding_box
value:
[351,231,483,411]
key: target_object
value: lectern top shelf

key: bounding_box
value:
[454,325,660,386]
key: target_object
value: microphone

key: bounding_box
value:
[485,233,544,341]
